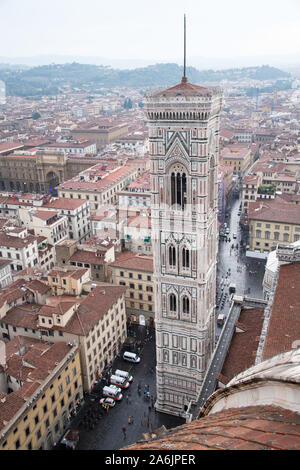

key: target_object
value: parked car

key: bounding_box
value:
[102,385,123,401]
[99,397,116,407]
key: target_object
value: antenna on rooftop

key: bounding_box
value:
[182,14,187,83]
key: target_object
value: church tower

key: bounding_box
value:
[144,57,223,416]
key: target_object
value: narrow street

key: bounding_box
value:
[215,192,265,338]
[67,325,184,450]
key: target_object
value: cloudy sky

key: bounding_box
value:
[0,0,300,64]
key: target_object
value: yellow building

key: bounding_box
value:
[221,145,253,176]
[248,197,300,254]
[48,265,91,296]
[0,336,83,450]
[109,252,154,327]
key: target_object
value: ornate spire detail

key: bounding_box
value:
[182,14,188,84]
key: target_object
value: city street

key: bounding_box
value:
[215,192,266,337]
[68,325,184,450]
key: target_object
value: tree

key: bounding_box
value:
[123,98,132,110]
[32,112,41,120]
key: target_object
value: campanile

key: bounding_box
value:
[144,73,223,416]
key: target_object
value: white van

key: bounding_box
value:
[123,351,140,363]
[115,369,133,383]
[102,385,123,401]
[110,374,130,389]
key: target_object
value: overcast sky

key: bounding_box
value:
[0,0,300,62]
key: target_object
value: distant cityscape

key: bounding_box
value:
[0,52,299,451]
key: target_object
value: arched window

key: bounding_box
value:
[171,169,187,209]
[182,296,190,314]
[182,247,190,268]
[169,245,176,267]
[169,294,176,312]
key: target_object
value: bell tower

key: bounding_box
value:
[144,28,223,415]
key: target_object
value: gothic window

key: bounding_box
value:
[182,247,190,268]
[168,245,176,267]
[169,293,177,312]
[171,170,187,209]
[182,296,190,314]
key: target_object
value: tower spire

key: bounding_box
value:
[182,14,187,83]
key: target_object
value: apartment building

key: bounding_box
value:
[71,123,129,150]
[117,170,151,209]
[109,252,154,326]
[36,236,56,271]
[0,337,82,450]
[55,237,115,282]
[0,284,127,391]
[57,163,139,212]
[220,145,253,176]
[19,209,68,246]
[43,197,91,242]
[0,228,39,272]
[43,140,97,155]
[0,259,13,288]
[123,213,152,255]
[248,197,300,255]
[47,265,90,296]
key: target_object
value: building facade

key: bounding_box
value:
[144,78,222,416]
[0,337,83,450]
[109,252,154,326]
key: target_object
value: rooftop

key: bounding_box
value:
[262,262,300,361]
[110,251,153,273]
[248,198,300,225]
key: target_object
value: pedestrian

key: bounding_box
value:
[126,395,129,404]
[148,405,151,414]
[122,425,126,438]
[128,416,131,425]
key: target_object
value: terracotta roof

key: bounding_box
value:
[0,231,37,249]
[33,210,58,221]
[49,265,88,280]
[110,251,153,273]
[0,337,76,433]
[58,165,135,192]
[69,250,105,266]
[62,284,126,335]
[248,198,300,225]
[123,405,300,450]
[152,79,209,98]
[263,262,300,361]
[2,303,42,329]
[0,142,24,154]
[219,308,265,383]
[44,197,88,210]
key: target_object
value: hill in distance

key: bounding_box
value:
[0,62,291,97]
